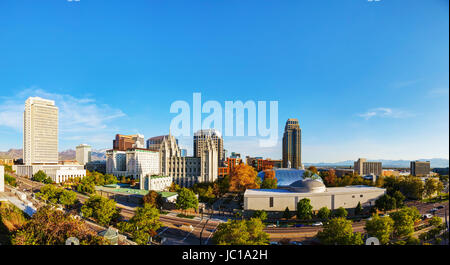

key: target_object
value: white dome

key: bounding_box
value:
[289,179,326,193]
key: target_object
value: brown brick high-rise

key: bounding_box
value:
[282,119,302,169]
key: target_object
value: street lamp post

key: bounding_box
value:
[199,218,210,245]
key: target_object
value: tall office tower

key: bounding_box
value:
[113,134,145,151]
[282,119,302,169]
[76,144,92,165]
[410,161,431,176]
[23,97,59,165]
[354,158,382,176]
[194,129,224,164]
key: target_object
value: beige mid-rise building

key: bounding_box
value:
[23,97,59,165]
[76,144,92,165]
[354,158,382,176]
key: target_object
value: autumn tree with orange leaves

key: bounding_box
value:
[323,169,337,187]
[229,164,260,192]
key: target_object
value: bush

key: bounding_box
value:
[4,174,17,187]
[333,207,348,218]
[31,170,53,184]
[252,210,268,221]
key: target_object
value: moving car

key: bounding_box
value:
[312,222,323,226]
[290,241,303,245]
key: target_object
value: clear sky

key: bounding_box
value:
[0,0,448,162]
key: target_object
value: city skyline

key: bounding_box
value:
[0,0,448,162]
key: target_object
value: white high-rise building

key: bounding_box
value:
[76,144,92,165]
[23,97,59,165]
[16,97,86,183]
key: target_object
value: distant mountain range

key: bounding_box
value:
[304,158,449,168]
[0,148,106,161]
[1,148,448,168]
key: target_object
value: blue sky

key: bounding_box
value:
[0,0,448,162]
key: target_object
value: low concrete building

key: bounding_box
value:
[140,175,173,191]
[14,164,86,183]
[244,178,385,212]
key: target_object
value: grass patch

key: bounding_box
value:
[176,213,195,219]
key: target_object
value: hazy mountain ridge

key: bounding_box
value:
[0,148,107,161]
[2,148,448,167]
[304,158,449,168]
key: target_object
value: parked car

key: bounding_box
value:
[266,224,277,228]
[422,213,433,219]
[437,205,444,209]
[430,208,438,212]
[380,214,390,217]
[312,222,323,226]
[290,241,303,245]
[270,241,281,245]
[294,224,305,227]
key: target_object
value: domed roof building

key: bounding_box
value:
[289,178,326,193]
[258,168,323,187]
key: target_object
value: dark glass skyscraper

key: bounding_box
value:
[282,119,302,169]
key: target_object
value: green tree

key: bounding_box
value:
[176,188,199,214]
[32,170,53,184]
[261,177,277,189]
[392,191,405,208]
[354,202,363,216]
[334,207,348,218]
[81,195,120,226]
[316,217,363,245]
[429,216,442,227]
[252,210,268,221]
[283,207,291,219]
[297,198,313,220]
[317,207,331,220]
[424,178,444,198]
[375,194,397,212]
[213,218,269,245]
[77,181,96,194]
[169,182,181,192]
[117,204,162,245]
[59,190,78,207]
[36,184,61,204]
[390,207,419,238]
[364,215,394,244]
